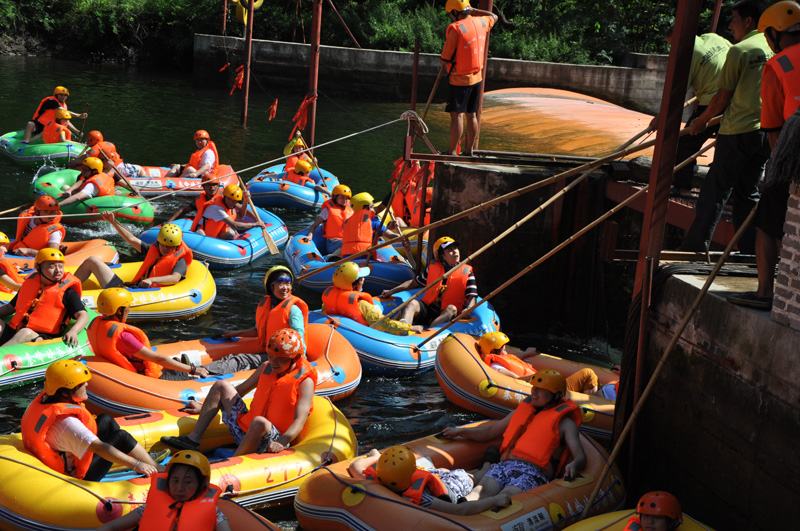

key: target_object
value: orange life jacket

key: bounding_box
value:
[421,261,473,312]
[78,172,115,197]
[622,516,642,531]
[131,242,193,287]
[285,170,315,186]
[190,194,236,238]
[8,272,82,335]
[21,392,97,479]
[42,122,72,144]
[9,207,65,252]
[87,317,161,378]
[320,199,353,240]
[31,96,66,125]
[138,472,221,531]
[237,357,317,434]
[483,352,536,379]
[341,209,374,257]
[446,16,491,76]
[766,44,800,122]
[88,141,123,167]
[321,286,373,325]
[255,295,309,352]
[364,466,449,506]
[499,398,582,472]
[188,140,219,172]
[0,259,24,293]
[194,190,221,213]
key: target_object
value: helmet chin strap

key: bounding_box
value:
[38,265,59,284]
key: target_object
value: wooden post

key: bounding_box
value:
[240,0,256,127]
[222,0,228,35]
[473,0,494,150]
[307,0,323,147]
[711,0,724,33]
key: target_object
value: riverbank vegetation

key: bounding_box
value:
[0,0,722,65]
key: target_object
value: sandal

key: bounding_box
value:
[160,435,199,451]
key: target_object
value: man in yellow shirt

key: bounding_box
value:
[440,0,497,156]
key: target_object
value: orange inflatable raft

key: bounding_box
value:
[86,323,362,415]
[218,498,281,530]
[295,426,625,530]
[4,239,118,270]
[435,333,617,440]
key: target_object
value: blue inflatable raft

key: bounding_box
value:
[308,290,501,376]
[284,225,415,294]
[247,163,340,211]
[140,207,289,270]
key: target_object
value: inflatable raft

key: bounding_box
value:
[0,395,357,529]
[3,239,119,270]
[0,130,86,167]
[435,333,616,440]
[308,291,500,376]
[295,425,625,530]
[564,509,713,530]
[139,207,288,270]
[248,163,340,211]
[31,168,154,225]
[127,164,239,197]
[218,499,281,530]
[284,226,414,294]
[86,323,362,414]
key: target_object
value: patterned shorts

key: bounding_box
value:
[485,459,548,492]
[221,395,282,453]
[430,467,473,500]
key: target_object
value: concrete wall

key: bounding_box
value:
[193,34,668,113]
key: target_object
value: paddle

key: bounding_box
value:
[238,175,279,255]
[0,203,29,216]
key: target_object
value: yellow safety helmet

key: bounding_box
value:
[376,445,417,491]
[193,129,211,141]
[53,86,70,96]
[432,236,457,258]
[445,0,471,13]
[35,247,65,266]
[0,232,9,245]
[264,265,294,291]
[44,359,91,395]
[96,287,133,316]
[531,369,566,395]
[157,224,183,247]
[82,157,104,173]
[55,109,72,120]
[478,331,509,354]
[167,450,211,480]
[223,184,244,202]
[294,159,313,176]
[759,1,800,32]
[332,184,352,199]
[332,261,370,290]
[350,192,375,211]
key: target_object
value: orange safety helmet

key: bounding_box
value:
[637,491,682,522]
[445,0,471,14]
[34,195,60,212]
[193,129,211,141]
[758,1,800,33]
[376,445,417,491]
[86,130,104,145]
[267,328,304,359]
[530,369,566,395]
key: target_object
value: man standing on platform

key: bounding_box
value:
[440,0,497,156]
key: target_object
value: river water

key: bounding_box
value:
[0,57,605,526]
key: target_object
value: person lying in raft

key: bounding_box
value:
[74,213,192,289]
[0,248,88,347]
[285,159,331,197]
[322,262,422,334]
[98,450,231,531]
[166,129,219,179]
[381,236,477,328]
[87,287,209,378]
[167,173,222,222]
[443,369,586,500]
[58,157,116,207]
[7,195,66,257]
[307,184,353,256]
[0,232,25,293]
[624,491,684,531]
[349,445,511,515]
[21,360,159,481]
[191,183,265,240]
[161,328,316,456]
[340,192,402,260]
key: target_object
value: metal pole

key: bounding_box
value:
[711,0,724,33]
[307,0,323,147]
[415,163,431,271]
[240,0,256,127]
[222,0,228,35]
[411,39,420,111]
[473,0,494,150]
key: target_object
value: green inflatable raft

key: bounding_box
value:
[0,130,87,167]
[0,309,98,391]
[32,168,155,225]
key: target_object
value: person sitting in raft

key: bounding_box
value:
[285,159,331,197]
[74,213,191,289]
[41,108,74,144]
[477,331,606,395]
[322,262,422,334]
[0,248,88,347]
[167,173,221,222]
[88,287,210,378]
[7,195,66,257]
[381,236,477,328]
[349,445,511,515]
[624,491,684,531]
[97,450,231,531]
[161,328,316,456]
[23,85,86,143]
[20,360,158,481]
[58,157,116,207]
[0,232,24,293]
[283,132,316,168]
[442,369,586,499]
[340,192,402,260]
[166,129,219,179]
[191,183,264,240]
[307,184,353,256]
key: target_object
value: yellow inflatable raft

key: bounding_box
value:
[435,333,616,440]
[0,396,356,529]
[295,425,625,530]
[563,509,713,530]
[4,239,118,270]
